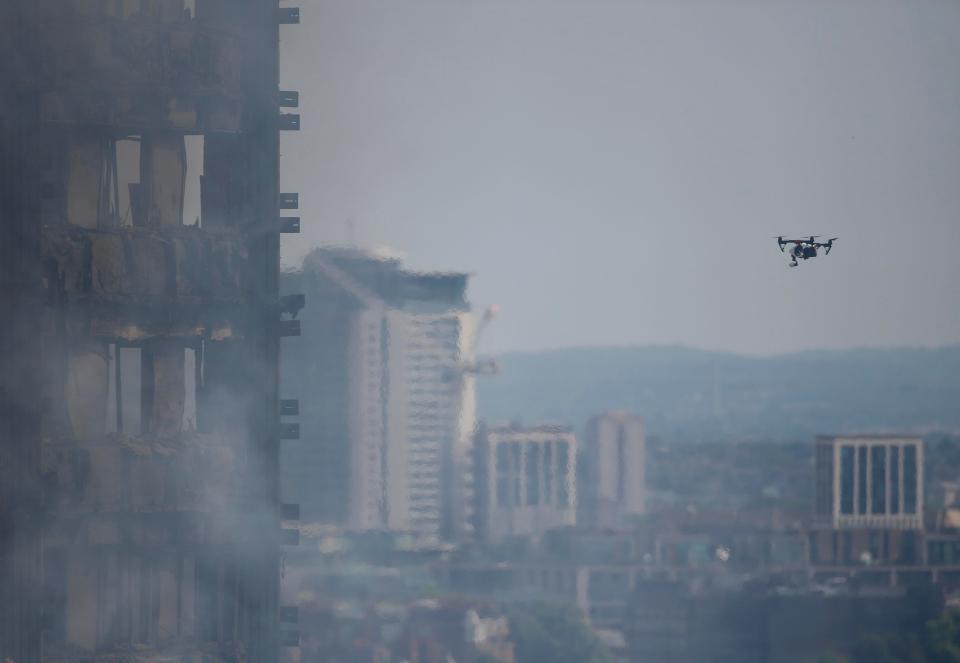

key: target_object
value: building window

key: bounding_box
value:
[118,346,143,434]
[900,531,917,564]
[904,445,918,514]
[617,425,626,502]
[511,443,522,506]
[496,443,510,506]
[891,446,900,514]
[496,443,509,472]
[871,446,886,514]
[857,446,868,515]
[930,542,946,565]
[543,442,553,504]
[949,542,960,564]
[183,346,198,430]
[526,443,540,506]
[557,441,570,507]
[840,446,855,515]
[816,444,834,515]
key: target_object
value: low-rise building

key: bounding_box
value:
[625,579,941,663]
[814,435,924,530]
[474,424,578,542]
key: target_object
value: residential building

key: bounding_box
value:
[289,597,515,663]
[625,579,941,663]
[814,435,924,530]
[281,247,477,541]
[581,411,646,529]
[474,424,577,542]
[0,1,293,660]
[437,516,808,631]
[810,435,925,570]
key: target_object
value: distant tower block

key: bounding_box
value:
[581,412,646,529]
[815,435,924,530]
[475,424,578,543]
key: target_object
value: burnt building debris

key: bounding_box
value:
[1,1,298,660]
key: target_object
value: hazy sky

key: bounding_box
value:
[280,0,960,356]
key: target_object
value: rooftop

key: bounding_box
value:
[302,246,470,311]
[816,434,923,443]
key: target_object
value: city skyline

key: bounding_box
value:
[4,2,959,662]
[280,0,960,356]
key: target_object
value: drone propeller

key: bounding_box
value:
[774,235,820,244]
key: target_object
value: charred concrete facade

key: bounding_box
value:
[1,1,296,660]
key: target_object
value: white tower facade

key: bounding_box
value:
[581,412,646,529]
[293,248,475,541]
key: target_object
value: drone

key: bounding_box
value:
[775,236,838,267]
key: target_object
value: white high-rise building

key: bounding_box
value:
[281,248,476,541]
[581,411,646,529]
[347,306,477,537]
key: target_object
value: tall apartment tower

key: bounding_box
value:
[581,412,646,529]
[281,248,477,541]
[0,1,295,660]
[474,424,578,542]
[810,435,924,566]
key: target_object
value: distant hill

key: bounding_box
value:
[476,346,960,443]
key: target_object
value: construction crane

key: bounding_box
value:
[444,304,501,380]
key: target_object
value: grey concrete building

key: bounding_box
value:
[814,435,924,531]
[474,424,578,542]
[581,411,646,529]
